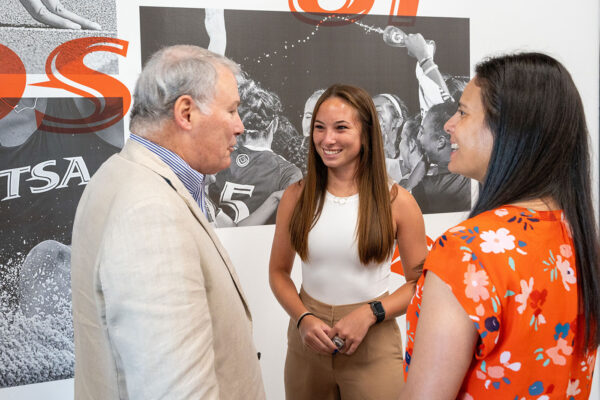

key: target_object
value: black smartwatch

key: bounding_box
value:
[369,300,385,324]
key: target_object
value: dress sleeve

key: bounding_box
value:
[424,233,502,359]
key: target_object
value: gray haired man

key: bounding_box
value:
[71,45,266,399]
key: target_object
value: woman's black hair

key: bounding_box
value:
[470,52,600,349]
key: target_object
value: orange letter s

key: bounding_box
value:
[33,37,130,134]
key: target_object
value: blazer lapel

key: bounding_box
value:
[120,140,252,318]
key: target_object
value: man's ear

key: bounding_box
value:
[173,95,195,130]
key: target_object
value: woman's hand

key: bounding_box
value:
[298,315,338,355]
[329,305,376,355]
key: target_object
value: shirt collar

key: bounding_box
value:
[129,133,207,215]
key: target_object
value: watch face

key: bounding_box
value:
[374,302,384,313]
[370,301,385,322]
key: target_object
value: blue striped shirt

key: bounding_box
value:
[129,133,207,216]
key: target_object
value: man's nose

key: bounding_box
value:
[235,114,244,136]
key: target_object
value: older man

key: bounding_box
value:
[71,45,265,399]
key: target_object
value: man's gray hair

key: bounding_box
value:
[129,45,240,133]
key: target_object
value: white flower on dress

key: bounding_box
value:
[560,244,573,258]
[500,351,521,371]
[463,264,490,302]
[515,277,534,314]
[556,255,576,291]
[566,379,581,397]
[480,228,516,254]
[475,303,485,316]
[494,208,509,217]
[546,338,573,366]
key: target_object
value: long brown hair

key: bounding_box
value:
[289,84,396,265]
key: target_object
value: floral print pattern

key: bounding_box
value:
[555,255,576,291]
[404,206,597,399]
[480,227,516,254]
[464,264,490,302]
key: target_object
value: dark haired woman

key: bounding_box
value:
[269,84,427,399]
[402,53,599,399]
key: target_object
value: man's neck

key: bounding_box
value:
[133,125,180,157]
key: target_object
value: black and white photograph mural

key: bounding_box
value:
[0,0,119,74]
[0,0,123,388]
[140,7,470,225]
[0,97,124,387]
[0,1,596,399]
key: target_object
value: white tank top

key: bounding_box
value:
[301,191,391,305]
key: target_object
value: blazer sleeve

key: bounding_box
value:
[98,196,219,400]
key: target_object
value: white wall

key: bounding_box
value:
[1,0,598,399]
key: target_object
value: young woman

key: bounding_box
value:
[269,84,428,399]
[402,53,600,399]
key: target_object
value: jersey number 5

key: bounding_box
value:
[219,181,255,223]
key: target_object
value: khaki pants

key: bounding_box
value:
[284,289,404,400]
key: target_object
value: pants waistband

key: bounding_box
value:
[300,287,388,322]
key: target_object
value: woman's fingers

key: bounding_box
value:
[300,316,338,354]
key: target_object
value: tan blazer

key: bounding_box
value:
[71,140,265,400]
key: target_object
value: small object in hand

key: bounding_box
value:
[332,336,345,350]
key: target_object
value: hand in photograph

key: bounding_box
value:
[19,0,101,30]
[405,32,452,109]
[404,33,433,62]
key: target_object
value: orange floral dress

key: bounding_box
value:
[404,206,596,399]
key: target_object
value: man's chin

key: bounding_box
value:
[217,159,231,173]
[198,161,230,175]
